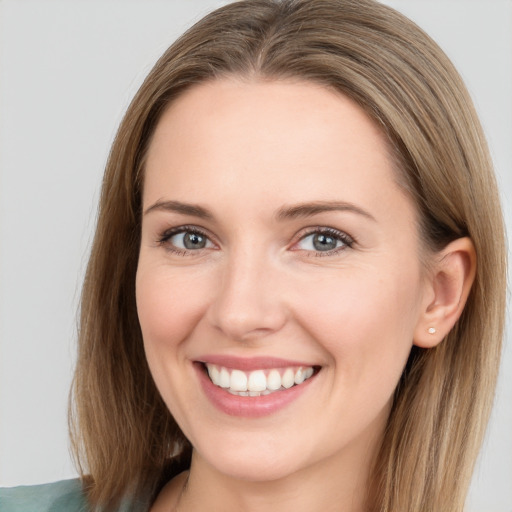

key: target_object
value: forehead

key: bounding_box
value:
[143,79,414,226]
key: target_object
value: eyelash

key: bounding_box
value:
[293,227,354,257]
[157,225,214,256]
[156,225,354,257]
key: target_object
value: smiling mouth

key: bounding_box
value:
[203,363,319,397]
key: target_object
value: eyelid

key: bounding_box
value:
[157,225,217,253]
[156,224,354,256]
[290,226,354,255]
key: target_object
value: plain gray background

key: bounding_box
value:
[0,1,510,510]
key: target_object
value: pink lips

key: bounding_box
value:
[198,354,314,370]
[195,355,318,418]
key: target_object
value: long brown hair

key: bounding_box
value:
[69,1,507,510]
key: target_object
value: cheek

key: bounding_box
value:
[293,267,422,387]
[135,264,212,357]
[135,263,218,424]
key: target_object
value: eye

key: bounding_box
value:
[158,227,215,253]
[294,228,353,254]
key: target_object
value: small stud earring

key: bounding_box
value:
[428,327,436,334]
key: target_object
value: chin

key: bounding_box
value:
[205,453,307,483]
[191,431,314,483]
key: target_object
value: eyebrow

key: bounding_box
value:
[143,199,376,222]
[276,201,376,222]
[143,200,214,219]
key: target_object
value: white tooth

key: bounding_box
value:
[219,367,230,388]
[248,391,260,397]
[262,390,272,395]
[304,367,314,379]
[282,368,295,389]
[248,370,267,392]
[239,391,249,396]
[267,369,282,390]
[207,364,220,385]
[230,369,248,391]
[294,367,305,384]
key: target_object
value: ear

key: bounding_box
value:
[414,237,476,348]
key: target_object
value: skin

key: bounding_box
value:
[136,79,473,512]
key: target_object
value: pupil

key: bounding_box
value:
[313,233,337,251]
[184,232,206,249]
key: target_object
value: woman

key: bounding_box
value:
[1,0,506,511]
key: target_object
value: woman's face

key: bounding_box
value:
[136,79,432,482]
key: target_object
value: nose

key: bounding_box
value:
[207,248,288,342]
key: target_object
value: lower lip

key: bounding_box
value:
[195,363,316,418]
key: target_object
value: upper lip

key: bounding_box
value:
[197,355,318,371]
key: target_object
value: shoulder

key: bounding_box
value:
[0,479,89,512]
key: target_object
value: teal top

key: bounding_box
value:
[0,479,149,512]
